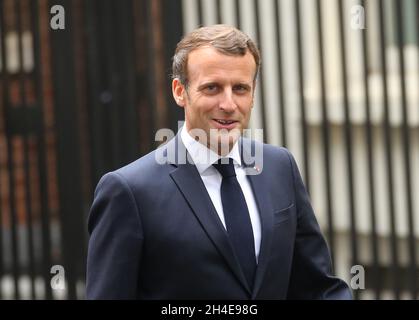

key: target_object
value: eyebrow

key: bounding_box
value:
[197,81,252,91]
[234,83,252,90]
[197,82,218,91]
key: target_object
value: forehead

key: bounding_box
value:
[186,46,256,83]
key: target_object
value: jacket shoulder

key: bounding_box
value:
[241,137,293,163]
[96,148,170,190]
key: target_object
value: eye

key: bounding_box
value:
[202,84,219,94]
[233,84,250,94]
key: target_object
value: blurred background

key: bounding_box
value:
[0,0,418,300]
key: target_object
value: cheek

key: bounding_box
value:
[197,99,219,114]
[238,99,253,115]
[185,101,214,122]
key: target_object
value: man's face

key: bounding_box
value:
[172,46,256,154]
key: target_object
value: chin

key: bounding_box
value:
[210,132,240,156]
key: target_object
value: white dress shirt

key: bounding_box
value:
[181,125,261,261]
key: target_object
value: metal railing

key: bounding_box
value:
[0,0,418,299]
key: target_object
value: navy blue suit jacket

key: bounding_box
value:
[86,134,352,299]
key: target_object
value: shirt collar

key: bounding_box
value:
[180,125,242,175]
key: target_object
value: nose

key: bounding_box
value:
[219,89,237,113]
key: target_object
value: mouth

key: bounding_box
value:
[212,119,238,130]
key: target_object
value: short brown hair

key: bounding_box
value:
[172,24,261,86]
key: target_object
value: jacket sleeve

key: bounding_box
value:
[285,150,352,300]
[86,172,143,299]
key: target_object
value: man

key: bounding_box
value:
[86,25,352,299]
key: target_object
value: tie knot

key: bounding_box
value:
[213,158,236,178]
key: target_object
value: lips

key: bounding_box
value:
[214,119,236,125]
[212,119,238,129]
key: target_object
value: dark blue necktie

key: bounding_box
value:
[213,158,256,288]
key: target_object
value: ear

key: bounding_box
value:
[172,78,186,107]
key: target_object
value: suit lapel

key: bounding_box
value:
[163,134,252,295]
[240,139,275,299]
[247,172,274,299]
